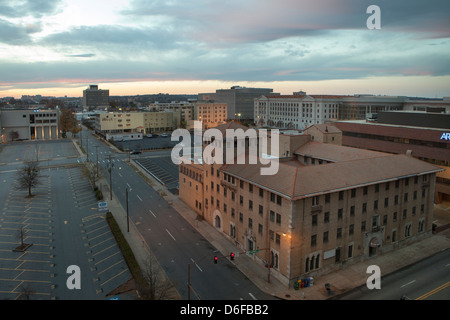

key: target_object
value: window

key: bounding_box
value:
[312,214,318,226]
[277,195,282,206]
[337,228,342,239]
[259,188,264,198]
[239,213,243,223]
[248,218,253,229]
[276,213,281,225]
[325,194,330,203]
[350,206,355,216]
[324,211,330,223]
[240,195,243,206]
[363,186,368,195]
[249,184,253,193]
[258,224,263,235]
[338,208,343,220]
[362,202,367,213]
[374,200,378,210]
[259,205,263,216]
[323,231,329,243]
[361,221,366,232]
[384,197,389,208]
[311,234,317,247]
[270,193,275,203]
[348,244,353,258]
[349,224,354,236]
[339,191,344,200]
[270,210,275,222]
[249,200,253,210]
[312,196,319,206]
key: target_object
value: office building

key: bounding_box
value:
[0,109,60,143]
[254,93,450,130]
[199,86,277,120]
[331,120,450,203]
[94,111,178,135]
[83,85,109,111]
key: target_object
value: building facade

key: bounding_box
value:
[179,122,442,287]
[83,85,109,111]
[199,86,277,120]
[254,93,450,130]
[1,109,60,143]
[193,101,228,129]
[331,120,450,203]
[94,111,178,135]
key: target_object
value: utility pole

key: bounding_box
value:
[126,188,129,232]
[86,136,89,161]
[187,263,191,300]
[95,146,99,177]
[109,154,112,200]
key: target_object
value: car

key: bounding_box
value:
[131,150,142,154]
[145,134,153,138]
[161,133,169,137]
[152,133,159,137]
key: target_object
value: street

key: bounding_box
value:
[337,248,450,300]
[81,128,276,300]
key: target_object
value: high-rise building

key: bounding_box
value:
[83,85,109,111]
[199,86,278,120]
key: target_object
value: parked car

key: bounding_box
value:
[161,133,169,137]
[131,150,142,154]
[145,134,153,138]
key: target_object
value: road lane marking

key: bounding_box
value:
[249,293,257,300]
[149,210,156,218]
[416,281,450,300]
[137,195,142,201]
[166,229,176,241]
[190,258,203,272]
[400,280,416,288]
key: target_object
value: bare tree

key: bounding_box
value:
[16,225,28,248]
[140,256,174,300]
[15,161,41,197]
[17,284,35,300]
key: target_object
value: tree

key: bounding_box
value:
[140,256,174,300]
[15,161,41,197]
[9,131,19,141]
[60,107,78,138]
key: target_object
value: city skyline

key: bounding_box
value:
[1,0,449,98]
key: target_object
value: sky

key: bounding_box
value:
[0,0,449,98]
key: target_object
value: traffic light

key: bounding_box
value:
[214,256,218,264]
[230,252,235,260]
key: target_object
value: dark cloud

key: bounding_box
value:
[0,0,62,18]
[65,53,96,58]
[123,0,450,45]
[40,25,184,50]
[0,18,32,44]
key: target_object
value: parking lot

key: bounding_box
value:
[133,156,179,193]
[0,141,132,300]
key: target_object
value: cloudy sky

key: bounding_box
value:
[1,0,449,98]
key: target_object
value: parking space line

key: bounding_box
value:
[90,237,114,248]
[100,268,129,287]
[93,244,118,256]
[97,260,124,275]
[94,251,120,266]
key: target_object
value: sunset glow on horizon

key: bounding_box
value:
[1,0,449,99]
